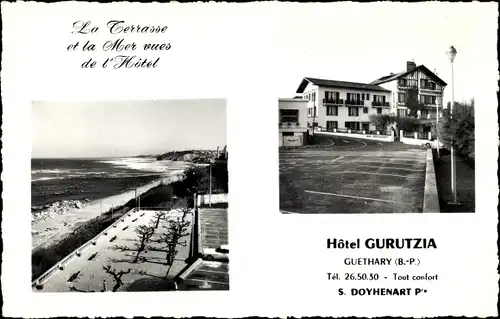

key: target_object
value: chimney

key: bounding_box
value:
[406,61,417,71]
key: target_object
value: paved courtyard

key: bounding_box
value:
[199,208,229,249]
[34,209,193,292]
[280,135,427,214]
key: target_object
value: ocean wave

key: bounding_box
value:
[99,158,189,174]
[31,169,73,175]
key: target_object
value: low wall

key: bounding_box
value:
[197,193,228,206]
[317,131,395,142]
[423,149,440,213]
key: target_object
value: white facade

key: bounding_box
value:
[300,82,391,132]
[278,98,308,146]
[372,62,447,134]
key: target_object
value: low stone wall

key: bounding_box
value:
[317,131,395,142]
[423,149,440,213]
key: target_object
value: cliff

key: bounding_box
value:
[155,150,217,164]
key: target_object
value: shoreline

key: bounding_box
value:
[31,173,185,251]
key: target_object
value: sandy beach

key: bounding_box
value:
[32,167,186,251]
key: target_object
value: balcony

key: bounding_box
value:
[323,98,344,106]
[279,122,301,127]
[398,80,418,90]
[372,101,390,107]
[345,99,364,106]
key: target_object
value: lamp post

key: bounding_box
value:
[209,160,214,207]
[446,45,458,204]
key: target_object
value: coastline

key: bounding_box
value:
[31,173,184,251]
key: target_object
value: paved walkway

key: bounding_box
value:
[433,152,475,212]
[34,209,192,292]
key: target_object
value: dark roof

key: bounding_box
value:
[296,77,391,94]
[370,65,447,86]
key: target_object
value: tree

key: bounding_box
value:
[395,116,419,132]
[133,225,155,263]
[160,216,191,278]
[152,203,173,229]
[102,265,131,292]
[178,198,192,220]
[438,99,475,159]
[369,114,395,132]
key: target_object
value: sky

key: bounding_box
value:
[32,99,227,158]
[271,2,497,106]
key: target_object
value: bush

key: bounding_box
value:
[369,114,396,131]
[438,99,475,160]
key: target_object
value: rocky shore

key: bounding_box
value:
[31,199,91,226]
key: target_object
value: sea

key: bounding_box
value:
[31,157,189,212]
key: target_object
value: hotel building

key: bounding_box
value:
[295,77,392,132]
[370,61,447,132]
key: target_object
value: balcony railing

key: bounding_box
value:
[345,99,364,106]
[372,101,390,107]
[323,98,344,105]
[420,85,440,91]
[279,122,301,127]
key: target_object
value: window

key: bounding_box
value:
[279,109,299,123]
[398,93,406,102]
[377,108,382,114]
[362,93,365,100]
[366,93,370,100]
[373,95,386,104]
[421,95,437,105]
[397,109,406,117]
[363,107,368,114]
[325,91,340,101]
[326,121,338,131]
[312,92,316,103]
[326,106,338,116]
[348,107,359,116]
[308,107,311,117]
[282,132,294,136]
[421,110,428,119]
[420,79,426,88]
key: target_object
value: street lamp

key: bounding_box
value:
[209,159,215,207]
[446,45,458,204]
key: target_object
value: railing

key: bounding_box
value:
[321,127,391,136]
[421,84,439,91]
[323,98,344,105]
[279,122,301,127]
[345,99,364,106]
[372,101,390,107]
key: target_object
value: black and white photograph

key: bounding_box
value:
[279,50,476,214]
[31,99,229,291]
[2,1,497,318]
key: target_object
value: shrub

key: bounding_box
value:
[438,99,475,160]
